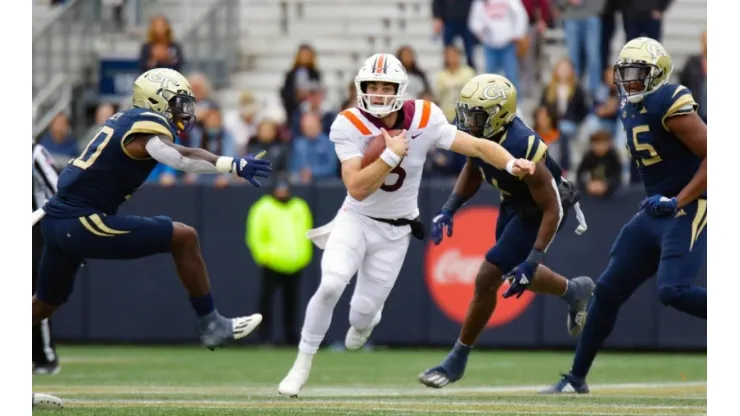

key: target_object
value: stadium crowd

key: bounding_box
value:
[38,0,707,202]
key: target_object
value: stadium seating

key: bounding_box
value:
[221,0,706,113]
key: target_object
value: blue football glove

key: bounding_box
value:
[234,151,272,187]
[431,210,454,245]
[640,195,678,217]
[502,249,543,299]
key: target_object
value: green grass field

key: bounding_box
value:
[32,345,706,415]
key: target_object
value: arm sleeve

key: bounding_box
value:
[145,137,226,174]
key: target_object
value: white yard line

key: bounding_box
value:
[34,380,707,397]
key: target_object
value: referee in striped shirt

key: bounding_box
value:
[32,141,61,375]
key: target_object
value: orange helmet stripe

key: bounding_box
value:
[374,54,386,74]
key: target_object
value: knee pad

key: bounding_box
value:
[657,284,684,306]
[314,272,348,307]
[349,295,382,331]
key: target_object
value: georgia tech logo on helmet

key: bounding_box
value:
[424,206,535,328]
[482,84,509,101]
[646,41,667,59]
[146,71,179,90]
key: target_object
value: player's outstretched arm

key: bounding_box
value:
[666,112,707,207]
[448,130,535,177]
[522,162,562,253]
[126,134,272,186]
[441,158,483,215]
[340,128,407,201]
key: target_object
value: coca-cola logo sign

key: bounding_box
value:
[424,206,535,328]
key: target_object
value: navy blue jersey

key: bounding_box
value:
[621,83,701,197]
[470,117,562,207]
[45,108,177,217]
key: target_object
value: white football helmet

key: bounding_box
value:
[354,53,408,117]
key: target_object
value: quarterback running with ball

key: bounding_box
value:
[278,53,536,397]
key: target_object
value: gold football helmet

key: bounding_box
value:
[132,68,197,132]
[614,37,674,103]
[456,74,518,138]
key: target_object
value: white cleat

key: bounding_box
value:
[278,367,310,398]
[345,312,381,351]
[233,314,263,340]
[278,352,313,398]
[33,393,64,409]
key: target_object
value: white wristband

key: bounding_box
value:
[505,159,516,175]
[215,156,235,173]
[380,148,402,168]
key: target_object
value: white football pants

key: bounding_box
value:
[299,208,411,354]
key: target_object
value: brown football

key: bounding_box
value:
[361,129,403,168]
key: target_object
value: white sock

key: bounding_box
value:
[298,277,346,354]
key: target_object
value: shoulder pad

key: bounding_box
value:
[650,84,698,130]
[128,109,176,140]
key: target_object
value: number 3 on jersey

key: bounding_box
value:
[72,126,114,170]
[381,166,406,192]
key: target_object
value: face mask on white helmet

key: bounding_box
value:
[354,54,408,118]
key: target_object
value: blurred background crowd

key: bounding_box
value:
[34,0,706,200]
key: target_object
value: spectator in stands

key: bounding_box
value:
[584,68,628,171]
[600,0,619,72]
[533,106,559,145]
[185,109,236,188]
[420,90,437,103]
[248,119,291,177]
[539,57,588,172]
[397,45,432,100]
[189,72,220,120]
[186,73,219,147]
[576,130,622,198]
[280,44,322,128]
[290,81,336,137]
[95,102,117,124]
[289,113,337,184]
[340,80,357,111]
[433,0,477,69]
[620,0,673,42]
[680,30,707,123]
[138,15,184,74]
[468,0,528,93]
[246,177,313,346]
[225,90,264,155]
[557,0,605,95]
[435,45,477,122]
[520,0,554,98]
[39,113,78,166]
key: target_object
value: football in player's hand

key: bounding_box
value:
[361,129,403,168]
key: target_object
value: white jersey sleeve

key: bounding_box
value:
[330,114,364,162]
[426,101,457,150]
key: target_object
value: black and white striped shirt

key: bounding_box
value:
[32,143,59,212]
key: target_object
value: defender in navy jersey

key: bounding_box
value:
[544,38,708,394]
[419,74,594,389]
[34,68,273,350]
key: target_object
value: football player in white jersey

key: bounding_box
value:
[277,53,535,397]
